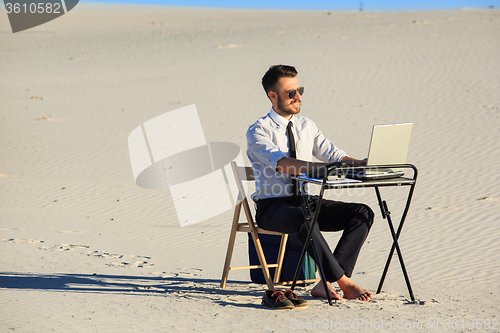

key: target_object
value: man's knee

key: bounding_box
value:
[356,204,374,228]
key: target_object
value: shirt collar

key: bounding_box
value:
[269,107,294,129]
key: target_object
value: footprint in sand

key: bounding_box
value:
[87,250,153,268]
[87,250,150,260]
[108,260,154,268]
[175,268,202,277]
[40,244,89,251]
[426,206,460,210]
[2,238,44,244]
[479,197,500,201]
[4,237,154,268]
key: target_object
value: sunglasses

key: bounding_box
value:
[287,86,304,99]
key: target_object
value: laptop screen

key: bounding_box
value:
[366,123,412,166]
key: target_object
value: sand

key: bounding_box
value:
[1,3,499,332]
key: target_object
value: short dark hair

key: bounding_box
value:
[262,65,298,94]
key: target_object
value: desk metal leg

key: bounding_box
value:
[375,187,415,302]
[291,183,334,306]
[375,183,416,296]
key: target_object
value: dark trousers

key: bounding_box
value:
[256,196,374,282]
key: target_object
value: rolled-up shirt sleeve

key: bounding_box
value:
[247,125,287,171]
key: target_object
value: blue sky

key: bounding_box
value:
[86,0,499,11]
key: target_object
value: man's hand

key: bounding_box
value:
[341,156,367,167]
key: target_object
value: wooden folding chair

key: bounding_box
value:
[220,161,319,290]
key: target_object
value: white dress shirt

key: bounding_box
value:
[246,108,346,201]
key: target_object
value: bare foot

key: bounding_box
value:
[311,281,343,300]
[337,275,373,301]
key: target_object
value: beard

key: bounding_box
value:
[276,94,301,116]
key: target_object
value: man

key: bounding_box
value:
[246,65,374,301]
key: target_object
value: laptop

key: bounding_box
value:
[347,123,413,180]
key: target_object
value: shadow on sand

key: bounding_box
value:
[0,272,268,309]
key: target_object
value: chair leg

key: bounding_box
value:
[273,234,289,284]
[220,203,242,288]
[241,197,276,291]
[250,229,275,291]
[221,194,285,291]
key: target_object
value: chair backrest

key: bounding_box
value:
[232,162,254,180]
[231,161,254,202]
[230,161,256,223]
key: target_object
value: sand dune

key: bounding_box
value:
[1,3,499,332]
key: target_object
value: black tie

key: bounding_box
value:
[287,121,299,197]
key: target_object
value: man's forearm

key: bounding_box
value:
[276,157,327,175]
[276,156,367,175]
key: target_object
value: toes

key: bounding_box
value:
[348,290,371,301]
[332,292,343,300]
[356,291,372,301]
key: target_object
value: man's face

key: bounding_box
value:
[272,77,302,119]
